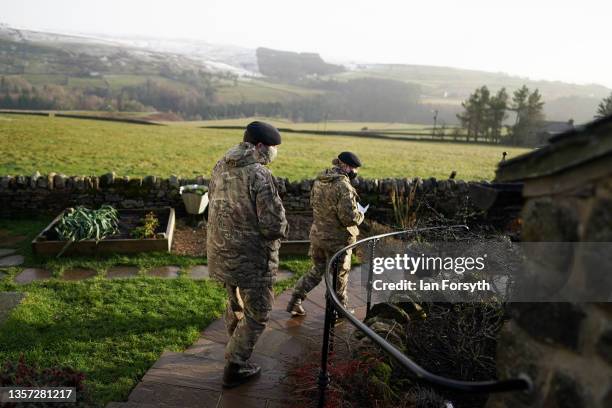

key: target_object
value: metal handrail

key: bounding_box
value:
[317,225,532,407]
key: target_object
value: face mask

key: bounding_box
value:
[259,145,278,164]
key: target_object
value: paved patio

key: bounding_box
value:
[106,269,368,408]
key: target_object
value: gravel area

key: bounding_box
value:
[171,214,313,257]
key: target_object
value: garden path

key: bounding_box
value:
[105,270,368,408]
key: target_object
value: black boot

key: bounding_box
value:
[222,362,261,388]
[286,294,306,317]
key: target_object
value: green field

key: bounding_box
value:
[0,114,530,180]
[215,79,326,104]
[190,117,434,132]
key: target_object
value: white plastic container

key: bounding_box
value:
[179,185,209,215]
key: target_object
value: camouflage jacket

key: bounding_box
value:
[309,167,364,249]
[207,142,288,288]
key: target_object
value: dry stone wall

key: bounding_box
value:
[0,172,520,227]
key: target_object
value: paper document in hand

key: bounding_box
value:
[357,203,370,214]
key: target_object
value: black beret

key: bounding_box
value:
[338,151,362,168]
[243,121,281,146]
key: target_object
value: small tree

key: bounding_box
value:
[595,92,612,119]
[457,86,490,142]
[509,86,544,146]
[486,88,508,144]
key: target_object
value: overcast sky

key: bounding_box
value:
[3,0,611,88]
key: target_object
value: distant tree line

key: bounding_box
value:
[285,78,421,122]
[457,85,545,146]
[0,74,449,123]
[0,75,146,111]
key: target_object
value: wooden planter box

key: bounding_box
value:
[32,207,176,256]
[280,240,310,257]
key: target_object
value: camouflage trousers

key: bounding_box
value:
[224,284,273,366]
[292,244,352,305]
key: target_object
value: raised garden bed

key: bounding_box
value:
[279,212,312,256]
[280,240,310,257]
[32,207,175,256]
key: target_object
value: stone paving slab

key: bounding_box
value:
[217,393,268,408]
[106,402,179,408]
[107,266,140,279]
[253,326,320,361]
[148,266,180,278]
[200,318,229,345]
[62,267,97,281]
[265,400,293,408]
[275,269,294,282]
[128,382,221,407]
[0,248,16,257]
[184,337,227,360]
[0,292,25,325]
[142,351,293,401]
[188,265,209,280]
[14,268,52,285]
[0,255,24,268]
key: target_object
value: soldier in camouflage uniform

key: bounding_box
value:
[287,152,365,316]
[207,121,288,388]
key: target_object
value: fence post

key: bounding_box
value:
[366,238,378,316]
[317,283,335,408]
[329,257,339,353]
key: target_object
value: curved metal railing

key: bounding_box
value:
[317,225,532,407]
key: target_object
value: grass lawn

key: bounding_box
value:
[0,114,530,181]
[0,217,312,406]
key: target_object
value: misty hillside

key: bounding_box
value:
[0,23,609,124]
[256,47,344,80]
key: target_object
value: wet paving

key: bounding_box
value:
[0,248,16,258]
[62,267,97,281]
[188,265,209,280]
[106,269,367,408]
[14,268,53,285]
[0,255,24,268]
[107,266,140,279]
[147,266,180,279]
[276,269,294,282]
